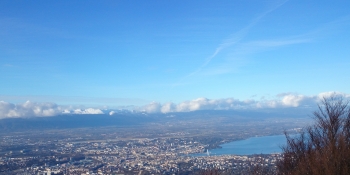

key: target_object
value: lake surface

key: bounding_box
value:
[192,134,289,156]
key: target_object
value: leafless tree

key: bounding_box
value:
[277,94,350,175]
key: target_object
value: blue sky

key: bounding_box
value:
[1,0,350,110]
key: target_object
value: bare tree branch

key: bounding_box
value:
[277,94,350,175]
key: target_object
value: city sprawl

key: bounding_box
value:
[0,112,308,175]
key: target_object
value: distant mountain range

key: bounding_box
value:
[0,108,313,132]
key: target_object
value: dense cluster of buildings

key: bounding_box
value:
[0,136,282,175]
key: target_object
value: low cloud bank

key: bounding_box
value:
[72,108,104,115]
[140,92,350,113]
[0,101,61,118]
[0,92,349,118]
[0,101,104,119]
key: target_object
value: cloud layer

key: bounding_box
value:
[140,92,350,113]
[0,92,349,118]
[0,101,61,118]
[0,101,104,119]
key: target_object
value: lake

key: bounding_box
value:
[191,134,289,156]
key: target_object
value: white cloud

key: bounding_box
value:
[142,97,255,113]
[0,101,62,118]
[143,102,162,113]
[72,108,104,114]
[0,101,104,118]
[161,102,176,113]
[281,94,306,107]
[141,92,350,113]
[317,91,350,99]
[62,109,71,114]
[0,91,348,118]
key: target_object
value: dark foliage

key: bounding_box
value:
[197,168,221,175]
[277,94,350,175]
[248,157,277,175]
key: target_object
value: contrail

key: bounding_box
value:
[176,0,288,84]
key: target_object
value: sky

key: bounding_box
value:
[1,0,350,117]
